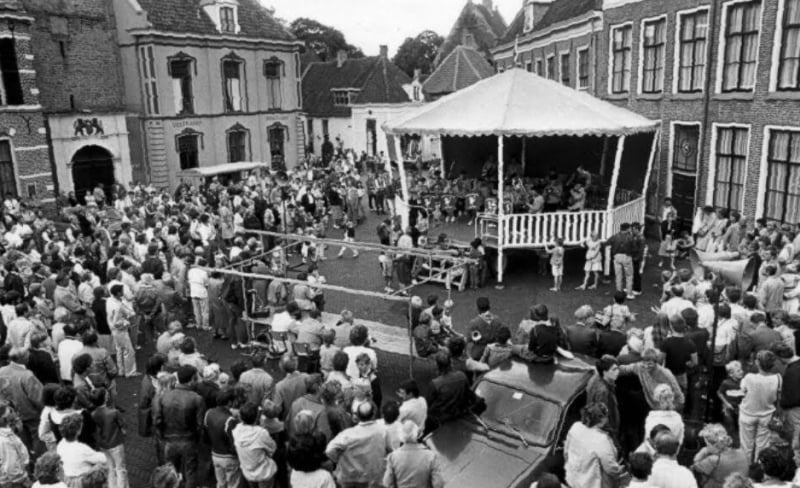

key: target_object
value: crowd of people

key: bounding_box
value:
[0,138,799,488]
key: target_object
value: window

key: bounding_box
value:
[177,133,200,170]
[641,18,666,93]
[220,6,236,33]
[546,56,555,79]
[577,48,590,89]
[332,89,358,106]
[264,60,282,110]
[169,56,194,115]
[222,58,243,112]
[560,53,570,86]
[524,2,535,33]
[0,141,16,198]
[413,85,421,101]
[535,59,543,76]
[526,61,532,72]
[721,1,761,92]
[677,10,709,93]
[764,129,800,224]
[777,0,800,90]
[0,39,23,106]
[611,25,633,93]
[140,46,159,114]
[227,128,248,162]
[714,126,748,212]
[673,124,701,172]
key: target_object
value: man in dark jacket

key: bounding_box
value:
[426,351,477,433]
[204,389,241,488]
[153,365,205,488]
[141,243,165,280]
[466,297,503,360]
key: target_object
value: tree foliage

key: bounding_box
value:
[289,17,364,62]
[392,30,444,77]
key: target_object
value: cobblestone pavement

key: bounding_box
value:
[120,211,667,487]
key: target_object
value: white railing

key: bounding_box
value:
[501,210,607,248]
[476,197,646,249]
[609,196,646,236]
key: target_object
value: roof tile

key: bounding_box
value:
[423,45,494,97]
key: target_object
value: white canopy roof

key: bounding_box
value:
[384,68,658,138]
[178,161,269,178]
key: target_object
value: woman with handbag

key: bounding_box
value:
[739,350,782,464]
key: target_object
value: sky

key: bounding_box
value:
[259,0,521,56]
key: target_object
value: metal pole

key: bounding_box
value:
[497,135,505,288]
[394,136,410,229]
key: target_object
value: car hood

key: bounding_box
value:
[425,419,548,488]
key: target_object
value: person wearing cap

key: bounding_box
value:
[466,297,503,361]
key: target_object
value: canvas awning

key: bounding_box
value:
[177,162,270,178]
[385,68,658,138]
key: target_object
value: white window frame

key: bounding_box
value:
[707,122,751,210]
[769,0,800,91]
[608,22,634,95]
[222,56,245,113]
[524,2,535,33]
[666,121,703,197]
[139,45,159,115]
[559,50,571,86]
[638,14,668,95]
[756,124,800,218]
[576,45,590,90]
[673,7,710,94]
[545,54,555,80]
[715,0,764,94]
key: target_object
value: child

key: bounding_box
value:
[577,232,602,290]
[337,218,359,258]
[603,291,636,330]
[675,230,694,261]
[544,237,565,292]
[0,404,29,487]
[319,329,340,378]
[658,230,677,269]
[480,326,513,368]
[627,452,653,488]
[378,251,394,292]
[431,200,443,228]
[89,388,128,488]
[718,360,744,434]
[351,352,381,411]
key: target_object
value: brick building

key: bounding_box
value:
[0,1,56,206]
[22,0,136,202]
[112,0,306,189]
[493,0,800,226]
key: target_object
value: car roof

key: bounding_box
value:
[480,356,595,406]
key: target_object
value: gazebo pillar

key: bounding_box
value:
[604,134,626,275]
[497,135,505,288]
[643,128,661,196]
[394,136,410,229]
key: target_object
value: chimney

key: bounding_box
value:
[336,49,347,68]
[482,0,493,9]
[379,45,388,59]
[413,68,422,81]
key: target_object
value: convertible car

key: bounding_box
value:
[425,356,594,487]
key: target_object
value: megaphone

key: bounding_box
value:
[689,249,740,277]
[690,250,756,290]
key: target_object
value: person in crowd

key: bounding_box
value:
[0,347,43,452]
[564,305,598,357]
[152,365,205,488]
[237,352,274,406]
[739,350,781,464]
[397,379,427,431]
[0,403,29,487]
[287,427,336,488]
[774,341,800,465]
[273,354,310,422]
[232,402,277,488]
[587,355,620,438]
[426,351,476,433]
[659,315,698,394]
[644,384,685,446]
[89,388,127,488]
[466,297,503,361]
[619,348,685,411]
[564,402,626,488]
[647,431,697,488]
[106,284,138,378]
[691,423,748,488]
[56,413,107,488]
[26,330,59,387]
[627,452,654,488]
[325,401,392,488]
[382,420,444,488]
[203,388,241,488]
[31,451,67,488]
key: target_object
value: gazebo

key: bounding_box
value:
[384,68,660,285]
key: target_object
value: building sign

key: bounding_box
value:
[73,118,104,136]
[172,119,203,129]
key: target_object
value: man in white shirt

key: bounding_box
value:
[6,303,34,349]
[647,432,697,488]
[660,285,695,319]
[187,257,210,330]
[396,379,427,430]
[57,324,84,382]
[271,301,300,333]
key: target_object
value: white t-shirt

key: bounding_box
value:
[56,439,106,477]
[343,345,378,380]
[187,267,209,299]
[271,311,295,333]
[290,469,336,488]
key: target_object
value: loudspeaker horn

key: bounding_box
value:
[702,258,757,291]
[689,249,740,278]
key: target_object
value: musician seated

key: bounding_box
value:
[543,172,564,212]
[529,188,545,214]
[413,314,446,358]
[567,183,587,211]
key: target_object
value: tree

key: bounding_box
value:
[392,30,444,77]
[289,17,364,62]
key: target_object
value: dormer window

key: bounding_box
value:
[220,7,236,33]
[332,89,359,106]
[524,1,535,33]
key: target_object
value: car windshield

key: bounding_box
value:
[474,380,561,446]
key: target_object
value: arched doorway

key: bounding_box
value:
[71,145,114,204]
